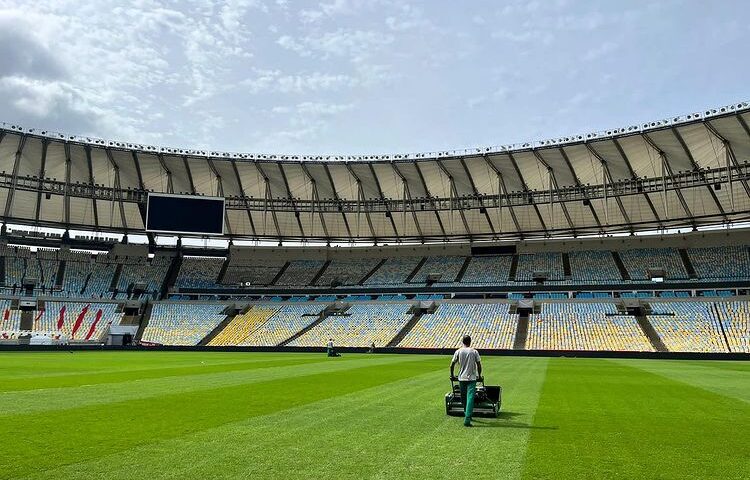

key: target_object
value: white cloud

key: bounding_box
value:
[276,29,394,61]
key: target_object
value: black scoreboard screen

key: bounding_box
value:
[146,193,225,235]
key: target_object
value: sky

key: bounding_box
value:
[0,0,747,157]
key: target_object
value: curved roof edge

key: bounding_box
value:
[0,100,748,163]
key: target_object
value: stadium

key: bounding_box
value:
[1,2,749,477]
[0,101,748,478]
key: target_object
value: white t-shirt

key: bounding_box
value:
[452,347,481,381]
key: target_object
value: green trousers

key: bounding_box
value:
[459,380,476,425]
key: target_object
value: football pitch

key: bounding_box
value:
[1,352,747,479]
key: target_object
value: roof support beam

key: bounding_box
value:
[391,163,424,242]
[207,159,231,235]
[642,134,696,228]
[64,143,72,227]
[584,143,634,231]
[671,127,727,222]
[323,164,353,240]
[482,155,522,236]
[532,151,574,233]
[230,159,257,237]
[253,162,281,240]
[705,120,750,209]
[3,134,26,219]
[278,164,306,238]
[131,151,145,190]
[34,139,48,224]
[368,163,399,240]
[508,152,548,235]
[105,149,128,230]
[182,155,196,194]
[156,154,174,193]
[413,162,447,240]
[436,160,471,239]
[345,163,376,241]
[459,158,496,236]
[300,164,327,241]
[610,138,663,229]
[84,146,100,229]
[558,147,603,232]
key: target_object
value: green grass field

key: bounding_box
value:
[1,352,748,479]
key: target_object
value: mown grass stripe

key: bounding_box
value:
[0,356,330,392]
[0,354,429,416]
[20,357,548,480]
[2,357,444,480]
[522,358,750,480]
[612,358,750,404]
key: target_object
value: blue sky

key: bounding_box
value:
[0,0,747,155]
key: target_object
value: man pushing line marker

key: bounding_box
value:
[450,335,482,427]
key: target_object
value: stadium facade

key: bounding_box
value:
[0,101,748,357]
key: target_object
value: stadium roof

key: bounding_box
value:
[1,101,750,243]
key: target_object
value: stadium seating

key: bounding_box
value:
[411,256,466,283]
[176,256,224,289]
[275,260,326,286]
[289,303,412,347]
[459,255,513,284]
[710,301,749,353]
[0,299,21,331]
[208,306,280,346]
[526,303,653,351]
[35,301,121,342]
[116,255,171,296]
[364,256,422,285]
[222,258,285,286]
[647,302,727,352]
[569,250,621,282]
[619,248,688,280]
[516,252,565,281]
[242,304,324,346]
[687,245,750,279]
[315,258,379,286]
[141,303,227,346]
[399,303,517,349]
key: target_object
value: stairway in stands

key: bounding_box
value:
[199,311,236,346]
[634,313,667,352]
[611,251,631,280]
[359,259,386,285]
[678,249,698,279]
[386,309,424,347]
[55,260,66,290]
[562,252,571,279]
[160,255,182,299]
[269,262,290,286]
[216,257,230,284]
[454,257,472,283]
[513,312,529,350]
[405,257,427,283]
[309,260,331,286]
[109,264,123,297]
[508,254,519,281]
[277,305,339,346]
[711,303,733,352]
[133,303,154,344]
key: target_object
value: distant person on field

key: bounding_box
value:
[450,334,482,427]
[327,338,340,357]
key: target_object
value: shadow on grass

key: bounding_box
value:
[470,412,558,430]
